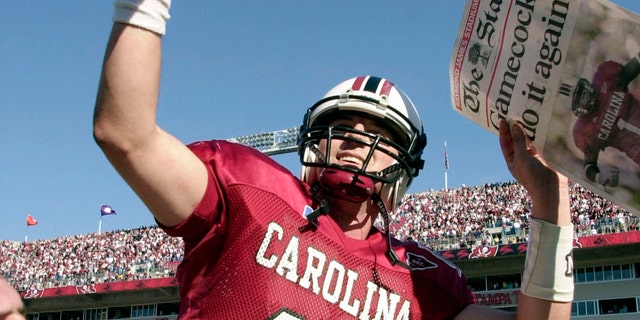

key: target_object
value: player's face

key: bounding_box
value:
[577,91,596,113]
[318,114,399,174]
[573,81,598,117]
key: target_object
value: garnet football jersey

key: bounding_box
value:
[162,140,475,319]
[573,61,640,164]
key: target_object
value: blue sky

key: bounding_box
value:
[2,1,639,242]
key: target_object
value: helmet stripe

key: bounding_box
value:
[363,76,382,93]
[380,79,393,97]
[351,76,393,97]
[352,76,367,91]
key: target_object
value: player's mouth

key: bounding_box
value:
[337,155,364,169]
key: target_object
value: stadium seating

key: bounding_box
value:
[2,181,637,292]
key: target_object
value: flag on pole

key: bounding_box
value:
[100,205,117,216]
[444,141,449,170]
[26,215,38,226]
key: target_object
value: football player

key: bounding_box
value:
[94,1,574,319]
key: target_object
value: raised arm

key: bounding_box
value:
[455,120,574,320]
[93,1,207,227]
[498,119,573,319]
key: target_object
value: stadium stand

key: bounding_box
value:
[387,181,638,251]
[1,181,639,319]
[1,226,183,292]
[1,181,637,293]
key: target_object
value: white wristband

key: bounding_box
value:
[521,218,574,302]
[113,0,171,35]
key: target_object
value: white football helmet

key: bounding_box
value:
[298,75,427,210]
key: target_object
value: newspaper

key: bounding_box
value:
[450,0,640,214]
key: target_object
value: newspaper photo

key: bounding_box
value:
[450,0,640,214]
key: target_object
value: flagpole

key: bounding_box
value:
[444,140,449,191]
[25,225,29,243]
[98,217,102,235]
[445,169,448,191]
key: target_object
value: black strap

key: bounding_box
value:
[372,193,412,270]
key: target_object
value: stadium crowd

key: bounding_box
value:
[387,181,638,250]
[1,181,638,292]
[1,226,183,292]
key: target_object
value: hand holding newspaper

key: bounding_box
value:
[450,0,640,214]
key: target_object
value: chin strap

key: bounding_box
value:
[301,182,412,270]
[298,183,329,233]
[304,200,329,225]
[372,193,412,270]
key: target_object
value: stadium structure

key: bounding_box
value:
[7,128,640,320]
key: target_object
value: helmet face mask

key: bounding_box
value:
[298,76,427,208]
[301,124,410,182]
[572,78,598,117]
